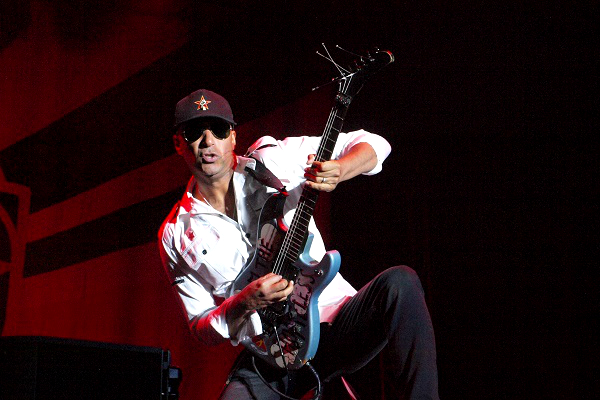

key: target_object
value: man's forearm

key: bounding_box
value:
[337,142,378,182]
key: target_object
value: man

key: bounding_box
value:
[159,89,439,399]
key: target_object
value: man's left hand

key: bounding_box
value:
[304,154,341,192]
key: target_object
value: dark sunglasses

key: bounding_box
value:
[181,118,232,142]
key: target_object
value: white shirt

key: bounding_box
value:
[159,129,391,345]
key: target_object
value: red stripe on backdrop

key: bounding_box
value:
[26,154,189,243]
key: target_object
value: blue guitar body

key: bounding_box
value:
[231,192,340,370]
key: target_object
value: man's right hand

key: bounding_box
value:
[236,273,294,311]
[225,273,294,335]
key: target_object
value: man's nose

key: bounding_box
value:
[200,129,216,146]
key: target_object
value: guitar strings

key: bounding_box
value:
[273,75,352,275]
[272,97,337,276]
[272,74,354,278]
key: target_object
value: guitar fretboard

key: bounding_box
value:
[273,99,351,274]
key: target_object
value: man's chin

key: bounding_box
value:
[196,164,221,178]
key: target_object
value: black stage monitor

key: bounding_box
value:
[0,336,181,400]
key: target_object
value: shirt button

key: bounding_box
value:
[202,250,207,255]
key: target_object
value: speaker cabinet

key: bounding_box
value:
[0,336,180,399]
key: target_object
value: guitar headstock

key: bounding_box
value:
[348,48,395,79]
[316,45,394,104]
[340,48,394,100]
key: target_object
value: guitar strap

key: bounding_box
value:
[245,156,288,194]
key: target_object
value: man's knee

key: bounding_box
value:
[376,266,424,295]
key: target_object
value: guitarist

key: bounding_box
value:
[159,89,439,399]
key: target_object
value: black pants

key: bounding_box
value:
[220,266,439,400]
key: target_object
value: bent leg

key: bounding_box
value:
[314,266,439,400]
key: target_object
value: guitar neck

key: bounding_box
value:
[279,100,350,265]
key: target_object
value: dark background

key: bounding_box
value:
[1,1,596,398]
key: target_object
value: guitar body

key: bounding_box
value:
[231,192,341,370]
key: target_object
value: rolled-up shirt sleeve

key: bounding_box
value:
[259,129,391,176]
[188,296,263,346]
[333,129,392,175]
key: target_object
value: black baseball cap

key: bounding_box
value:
[174,89,236,127]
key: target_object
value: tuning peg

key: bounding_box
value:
[353,59,365,71]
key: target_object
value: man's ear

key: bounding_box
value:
[231,130,237,149]
[173,133,185,155]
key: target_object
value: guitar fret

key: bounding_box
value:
[288,243,301,254]
[296,214,312,223]
[301,196,317,205]
[297,200,313,209]
[292,212,309,223]
[290,236,304,247]
[297,204,314,213]
[289,222,307,233]
[287,240,301,252]
[297,216,310,225]
[284,250,299,260]
[284,254,298,264]
[298,200,315,208]
[296,210,313,220]
[288,222,308,237]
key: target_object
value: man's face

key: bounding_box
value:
[174,118,237,182]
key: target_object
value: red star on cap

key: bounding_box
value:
[194,95,211,111]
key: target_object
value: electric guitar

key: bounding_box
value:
[230,48,395,370]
